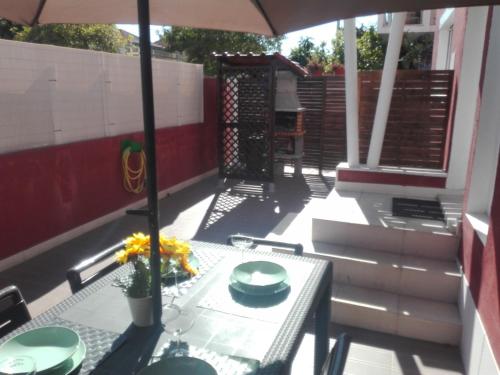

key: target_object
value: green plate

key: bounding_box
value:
[231,261,287,289]
[230,276,290,296]
[0,327,80,373]
[46,340,86,375]
[138,357,217,375]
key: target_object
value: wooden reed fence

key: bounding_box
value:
[296,70,453,171]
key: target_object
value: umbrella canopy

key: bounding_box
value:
[2,0,500,35]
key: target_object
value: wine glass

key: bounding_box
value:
[161,306,195,357]
[161,259,195,357]
[0,356,37,374]
[230,234,254,262]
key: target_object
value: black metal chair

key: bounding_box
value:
[66,241,124,294]
[226,234,303,256]
[0,285,31,338]
[321,333,351,375]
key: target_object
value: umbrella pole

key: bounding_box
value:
[137,0,162,327]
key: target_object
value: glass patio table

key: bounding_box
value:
[0,241,332,375]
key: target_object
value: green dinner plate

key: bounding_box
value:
[46,340,86,375]
[137,357,217,375]
[231,261,288,289]
[230,276,290,296]
[0,327,80,373]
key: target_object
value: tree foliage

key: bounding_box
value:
[160,27,283,75]
[356,26,386,70]
[14,24,128,53]
[399,33,434,70]
[0,19,23,40]
[331,26,385,70]
[290,37,333,74]
[331,25,433,71]
[289,37,315,67]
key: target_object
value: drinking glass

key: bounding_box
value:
[161,307,195,357]
[230,234,254,262]
[161,259,195,357]
[0,356,36,374]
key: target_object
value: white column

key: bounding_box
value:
[344,18,360,166]
[446,7,488,189]
[367,12,407,168]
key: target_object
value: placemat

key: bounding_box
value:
[197,258,314,323]
[152,342,260,375]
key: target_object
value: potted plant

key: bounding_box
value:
[114,233,198,327]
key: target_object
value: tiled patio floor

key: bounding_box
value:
[0,173,464,374]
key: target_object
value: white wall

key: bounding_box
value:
[467,6,500,216]
[446,7,489,190]
[459,277,500,375]
[0,39,204,154]
[377,10,436,34]
[436,9,455,69]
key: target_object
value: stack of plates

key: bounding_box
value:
[0,326,86,375]
[229,261,290,296]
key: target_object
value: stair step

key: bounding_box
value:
[331,284,461,345]
[438,193,464,234]
[313,242,460,303]
[312,192,459,260]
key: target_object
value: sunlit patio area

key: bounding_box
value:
[0,172,465,374]
[0,1,499,374]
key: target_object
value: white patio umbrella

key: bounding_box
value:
[1,0,499,329]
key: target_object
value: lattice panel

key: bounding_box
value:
[219,66,274,181]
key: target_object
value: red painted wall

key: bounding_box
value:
[337,169,447,188]
[0,78,217,261]
[461,156,500,365]
[460,7,499,365]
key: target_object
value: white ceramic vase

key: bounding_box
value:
[127,295,154,327]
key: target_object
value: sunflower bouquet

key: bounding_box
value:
[114,232,198,298]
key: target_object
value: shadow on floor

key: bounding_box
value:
[193,173,335,243]
[0,172,334,307]
[0,175,217,303]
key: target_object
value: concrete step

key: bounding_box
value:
[311,191,459,261]
[438,193,464,235]
[331,284,461,345]
[312,218,459,260]
[314,242,460,303]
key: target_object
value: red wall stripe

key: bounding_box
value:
[337,169,447,188]
[0,78,217,261]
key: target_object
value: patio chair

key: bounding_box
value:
[321,333,351,375]
[0,285,31,338]
[226,235,304,256]
[66,242,124,294]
